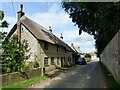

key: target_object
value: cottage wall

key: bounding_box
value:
[38,40,73,73]
[20,25,41,63]
[10,25,42,65]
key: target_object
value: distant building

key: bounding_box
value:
[90,53,98,61]
[71,43,82,55]
[84,53,98,61]
[70,43,82,64]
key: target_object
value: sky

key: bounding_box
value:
[1,1,96,53]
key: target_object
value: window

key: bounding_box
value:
[51,57,54,65]
[57,57,60,64]
[44,42,48,50]
[44,57,49,66]
[57,45,59,52]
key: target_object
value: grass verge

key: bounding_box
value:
[99,61,120,89]
[2,75,48,89]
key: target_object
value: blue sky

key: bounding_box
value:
[2,2,53,16]
[1,1,95,53]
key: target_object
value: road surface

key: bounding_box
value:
[29,61,108,88]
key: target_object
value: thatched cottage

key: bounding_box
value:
[7,4,75,73]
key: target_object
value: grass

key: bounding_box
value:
[2,75,49,89]
[99,61,120,89]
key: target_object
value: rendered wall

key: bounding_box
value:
[100,30,120,85]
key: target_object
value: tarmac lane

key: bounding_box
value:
[29,61,108,88]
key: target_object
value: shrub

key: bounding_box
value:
[34,61,39,68]
[2,35,29,74]
[21,61,39,72]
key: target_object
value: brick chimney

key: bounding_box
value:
[17,4,25,21]
[71,43,74,47]
[60,33,63,40]
[17,4,25,43]
[49,26,52,32]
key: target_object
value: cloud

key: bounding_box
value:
[26,3,71,31]
[63,29,95,53]
[3,3,95,53]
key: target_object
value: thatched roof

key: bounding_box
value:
[7,16,73,52]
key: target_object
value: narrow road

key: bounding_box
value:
[29,61,108,88]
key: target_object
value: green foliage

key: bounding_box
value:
[0,10,9,28]
[0,31,7,49]
[34,61,39,68]
[21,61,39,72]
[62,2,120,56]
[0,10,4,20]
[0,11,9,48]
[2,76,48,89]
[2,35,29,74]
[0,20,9,28]
[85,58,91,62]
[0,32,7,40]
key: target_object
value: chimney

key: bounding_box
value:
[17,4,25,21]
[49,26,52,32]
[60,33,63,39]
[17,4,25,44]
[71,43,74,47]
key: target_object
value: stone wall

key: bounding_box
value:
[1,67,42,86]
[100,30,120,85]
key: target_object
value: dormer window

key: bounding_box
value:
[44,42,48,50]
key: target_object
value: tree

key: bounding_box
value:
[62,2,120,56]
[0,11,30,74]
[0,10,9,48]
[0,10,4,20]
[1,20,9,28]
[0,10,9,28]
[2,35,29,73]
